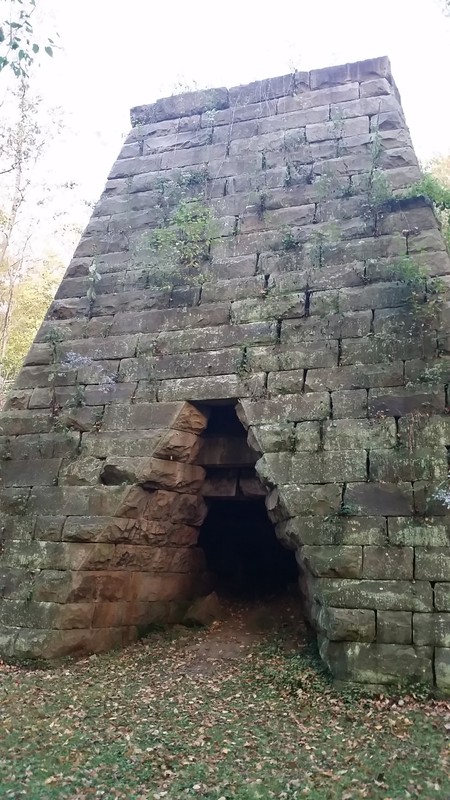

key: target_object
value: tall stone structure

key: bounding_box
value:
[0,56,449,692]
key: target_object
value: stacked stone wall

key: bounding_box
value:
[0,56,449,691]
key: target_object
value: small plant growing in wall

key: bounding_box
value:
[278,227,301,252]
[136,198,217,288]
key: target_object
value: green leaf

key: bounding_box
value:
[32,43,39,53]
[44,46,53,57]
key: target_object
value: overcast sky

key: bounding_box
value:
[28,0,450,214]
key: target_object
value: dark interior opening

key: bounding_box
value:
[196,402,298,599]
[199,498,298,599]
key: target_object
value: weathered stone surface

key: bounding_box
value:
[102,402,208,434]
[345,483,414,516]
[435,648,450,693]
[319,640,432,685]
[247,423,296,454]
[377,611,412,644]
[323,419,396,450]
[435,583,450,611]
[317,607,375,642]
[60,457,103,486]
[300,545,362,578]
[238,394,330,425]
[363,547,414,580]
[413,613,450,646]
[388,518,450,547]
[196,436,255,467]
[415,548,450,581]
[315,579,432,611]
[257,450,367,485]
[116,487,207,526]
[278,483,342,517]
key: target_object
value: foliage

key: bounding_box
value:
[279,226,301,251]
[383,255,443,313]
[0,604,448,798]
[0,263,59,380]
[0,81,76,389]
[403,163,450,248]
[136,198,217,288]
[0,0,56,78]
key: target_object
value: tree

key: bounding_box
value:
[0,79,79,394]
[0,261,61,381]
[0,0,55,79]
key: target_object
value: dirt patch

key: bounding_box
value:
[182,593,307,675]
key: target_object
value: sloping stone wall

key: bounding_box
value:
[0,56,449,692]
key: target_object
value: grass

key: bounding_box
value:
[0,620,449,800]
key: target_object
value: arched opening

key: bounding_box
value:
[195,403,298,601]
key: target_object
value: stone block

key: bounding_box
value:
[369,449,447,482]
[323,418,397,450]
[319,640,432,685]
[360,78,394,98]
[158,372,266,402]
[415,548,450,581]
[363,546,414,580]
[1,459,62,487]
[239,470,266,497]
[0,410,53,436]
[388,518,450,547]
[259,105,329,134]
[111,303,231,336]
[324,515,387,546]
[317,606,375,641]
[247,422,296,454]
[34,516,65,542]
[60,457,103,486]
[331,389,368,419]
[196,436,255,467]
[116,487,207,526]
[310,57,392,90]
[413,613,450,646]
[238,393,330,425]
[278,83,359,115]
[314,578,433,611]
[102,401,208,434]
[231,294,306,324]
[1,539,115,571]
[300,545,362,578]
[136,458,205,493]
[201,469,238,497]
[256,342,339,373]
[306,116,369,143]
[435,584,450,611]
[346,482,414,516]
[82,430,161,459]
[305,363,404,392]
[292,450,367,483]
[377,611,412,644]
[368,388,445,418]
[340,332,436,366]
[276,516,334,547]
[293,421,322,451]
[113,544,205,573]
[153,322,277,355]
[278,483,342,516]
[229,74,295,105]
[435,648,450,694]
[339,282,411,312]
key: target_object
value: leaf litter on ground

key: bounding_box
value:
[0,596,449,800]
